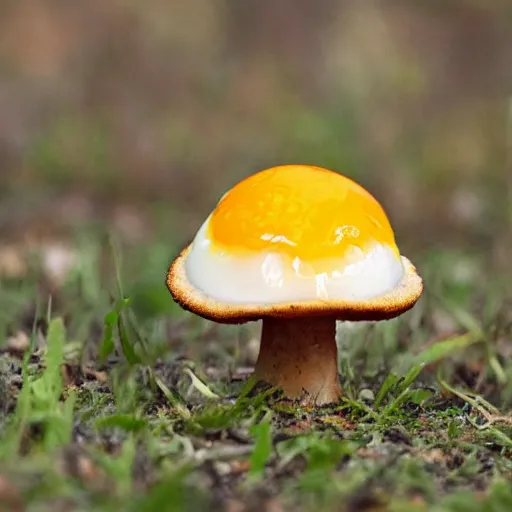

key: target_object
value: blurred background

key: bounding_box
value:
[0,0,511,310]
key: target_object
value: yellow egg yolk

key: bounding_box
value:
[208,165,399,266]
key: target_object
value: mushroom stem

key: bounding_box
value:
[254,317,342,405]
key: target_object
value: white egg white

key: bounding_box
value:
[185,215,405,304]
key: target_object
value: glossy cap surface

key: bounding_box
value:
[209,165,398,263]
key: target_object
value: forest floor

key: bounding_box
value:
[0,222,512,512]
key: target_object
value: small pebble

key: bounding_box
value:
[213,461,232,476]
[358,388,375,403]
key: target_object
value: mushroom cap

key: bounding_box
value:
[167,165,423,324]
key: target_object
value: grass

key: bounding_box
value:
[1,232,512,511]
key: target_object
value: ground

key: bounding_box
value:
[0,226,512,512]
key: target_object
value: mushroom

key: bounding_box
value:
[167,165,423,405]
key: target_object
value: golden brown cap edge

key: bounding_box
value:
[166,244,423,325]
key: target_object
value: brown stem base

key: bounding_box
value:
[253,317,342,405]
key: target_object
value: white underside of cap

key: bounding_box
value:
[185,216,405,304]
